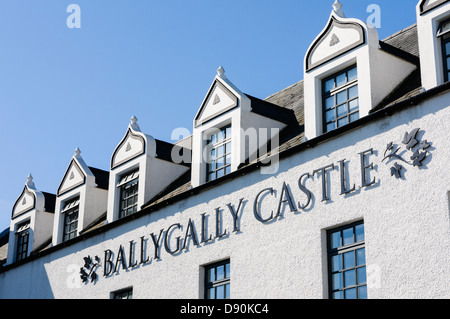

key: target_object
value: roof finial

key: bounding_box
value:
[130,115,141,131]
[332,0,345,18]
[74,147,81,158]
[217,66,226,78]
[26,173,35,188]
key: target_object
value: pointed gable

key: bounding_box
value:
[57,156,86,196]
[111,116,147,169]
[12,183,36,219]
[305,8,365,72]
[194,67,241,126]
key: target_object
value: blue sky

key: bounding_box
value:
[0,0,417,231]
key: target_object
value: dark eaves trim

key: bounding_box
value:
[1,81,449,273]
[379,41,420,66]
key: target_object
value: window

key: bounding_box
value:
[327,221,367,299]
[438,19,450,82]
[112,287,133,299]
[322,65,359,133]
[205,260,230,299]
[15,221,30,262]
[117,169,139,219]
[62,197,79,242]
[206,125,231,182]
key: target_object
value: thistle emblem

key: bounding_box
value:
[80,255,101,284]
[382,128,432,179]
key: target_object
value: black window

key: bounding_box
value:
[16,221,30,262]
[112,287,133,299]
[205,260,230,299]
[62,197,79,242]
[327,221,367,299]
[438,19,450,82]
[322,65,359,133]
[206,125,232,182]
[117,169,139,219]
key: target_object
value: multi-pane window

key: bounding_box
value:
[327,221,367,299]
[62,197,79,242]
[15,221,30,262]
[438,19,450,82]
[206,125,231,182]
[205,260,230,299]
[322,65,359,133]
[117,169,139,219]
[112,288,133,299]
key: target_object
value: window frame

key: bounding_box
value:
[327,221,367,299]
[441,34,450,82]
[204,259,231,299]
[322,65,359,133]
[62,197,80,243]
[117,169,139,219]
[206,125,232,182]
[111,287,133,299]
[15,221,30,262]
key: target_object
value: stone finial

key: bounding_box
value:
[26,173,35,188]
[130,115,141,131]
[74,147,82,158]
[217,66,226,78]
[332,0,345,18]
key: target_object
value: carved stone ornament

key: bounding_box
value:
[330,34,340,46]
[382,128,433,179]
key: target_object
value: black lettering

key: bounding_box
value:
[253,188,274,223]
[359,148,376,187]
[215,208,227,239]
[128,240,138,268]
[276,182,297,218]
[164,223,181,255]
[313,164,335,202]
[201,213,212,244]
[338,159,356,195]
[103,249,114,277]
[140,236,150,265]
[182,218,199,250]
[150,229,164,260]
[114,245,127,273]
[298,173,312,209]
[226,198,244,232]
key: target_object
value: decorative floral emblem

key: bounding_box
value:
[382,128,432,179]
[80,255,101,284]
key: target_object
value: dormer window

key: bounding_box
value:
[322,65,359,133]
[15,221,30,262]
[62,197,79,242]
[206,125,232,182]
[437,19,450,82]
[117,169,139,219]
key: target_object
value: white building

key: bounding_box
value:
[0,0,449,299]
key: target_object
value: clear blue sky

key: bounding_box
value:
[0,0,417,231]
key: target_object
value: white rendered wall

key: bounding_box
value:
[0,92,449,299]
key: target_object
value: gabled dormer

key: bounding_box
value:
[52,148,109,245]
[417,0,450,89]
[107,116,190,222]
[303,1,417,140]
[8,175,55,264]
[192,67,297,187]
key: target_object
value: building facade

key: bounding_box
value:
[0,1,449,299]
